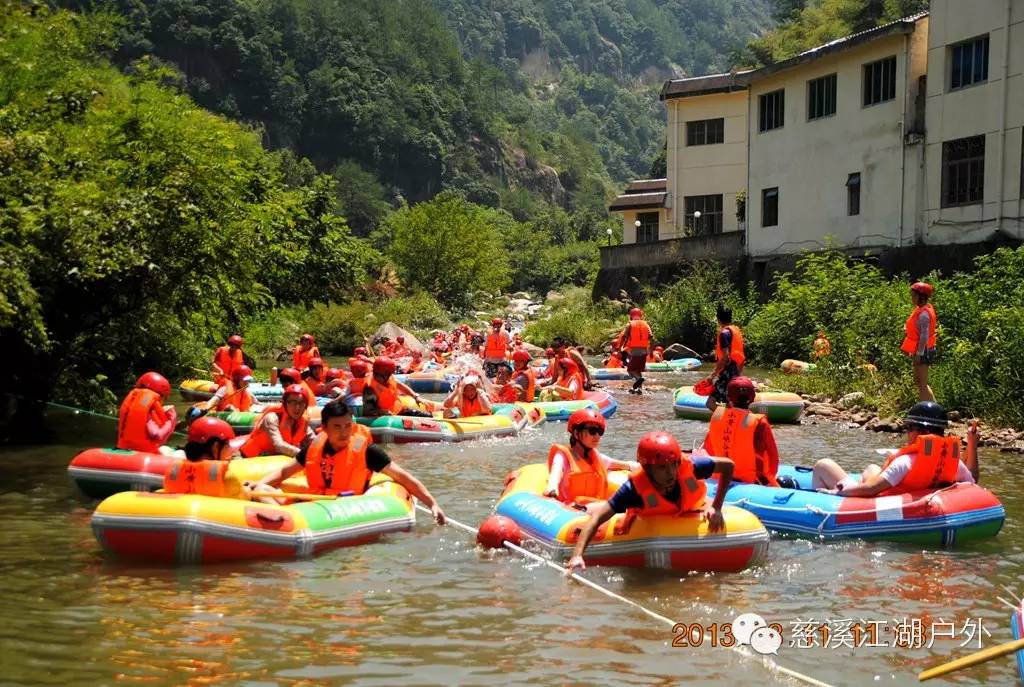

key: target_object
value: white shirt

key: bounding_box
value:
[878,454,975,487]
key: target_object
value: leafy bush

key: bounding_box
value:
[523,287,625,350]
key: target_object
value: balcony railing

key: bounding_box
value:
[599,231,745,269]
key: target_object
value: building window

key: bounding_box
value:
[686,118,724,146]
[863,56,896,106]
[684,195,724,235]
[950,35,989,90]
[758,89,785,132]
[846,173,861,216]
[761,187,778,227]
[636,211,660,243]
[941,136,985,207]
[808,73,837,120]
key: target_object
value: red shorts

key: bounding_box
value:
[627,354,647,374]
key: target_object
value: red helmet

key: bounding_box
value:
[279,367,301,384]
[726,376,757,407]
[637,431,682,466]
[491,318,502,326]
[629,307,643,319]
[227,334,243,347]
[396,336,405,344]
[282,384,308,402]
[299,333,314,344]
[567,408,606,434]
[231,365,253,385]
[354,346,368,356]
[558,357,578,375]
[512,349,531,365]
[187,417,235,444]
[411,349,423,358]
[136,372,171,398]
[655,345,665,352]
[545,347,555,357]
[373,357,396,377]
[308,357,324,369]
[911,281,934,297]
[326,367,343,380]
[349,360,370,377]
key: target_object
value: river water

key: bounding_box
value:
[1,366,1021,686]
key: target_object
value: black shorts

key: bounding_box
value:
[918,348,937,364]
[711,362,741,402]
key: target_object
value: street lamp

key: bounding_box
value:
[633,219,641,242]
[606,227,613,246]
[691,210,702,236]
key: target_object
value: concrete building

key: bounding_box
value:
[601,0,1023,296]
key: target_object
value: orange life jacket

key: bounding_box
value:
[547,443,608,503]
[116,388,167,453]
[813,336,831,359]
[213,346,243,382]
[164,459,230,497]
[304,425,374,495]
[606,352,624,369]
[900,304,937,355]
[557,371,584,400]
[405,359,424,373]
[216,383,254,412]
[705,407,779,486]
[715,325,745,367]
[624,320,651,349]
[303,377,322,400]
[347,377,368,396]
[239,406,309,457]
[483,332,509,359]
[460,393,490,417]
[880,434,961,495]
[628,462,707,515]
[293,345,320,370]
[369,376,404,414]
[512,366,536,402]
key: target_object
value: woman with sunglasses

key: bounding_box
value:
[543,408,638,512]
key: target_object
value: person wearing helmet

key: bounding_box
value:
[565,431,734,572]
[707,304,745,412]
[252,399,446,524]
[403,349,425,374]
[116,372,178,453]
[292,334,321,371]
[603,349,624,369]
[901,281,937,402]
[510,349,536,402]
[481,318,511,378]
[390,335,410,359]
[542,357,584,401]
[543,408,637,510]
[699,377,779,487]
[320,367,349,398]
[212,335,245,386]
[362,357,429,418]
[812,401,979,497]
[443,374,493,418]
[345,359,371,397]
[238,384,316,458]
[489,365,519,404]
[616,307,653,394]
[812,330,831,360]
[275,365,315,407]
[541,338,593,390]
[197,365,257,414]
[302,357,327,397]
[163,418,246,498]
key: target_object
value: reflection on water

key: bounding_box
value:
[0,368,1021,686]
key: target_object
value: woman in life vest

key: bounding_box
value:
[362,357,430,418]
[706,304,745,412]
[543,408,637,511]
[616,307,652,394]
[812,401,979,497]
[301,357,327,396]
[198,365,257,414]
[901,281,937,402]
[510,349,536,402]
[252,399,446,523]
[812,330,831,360]
[565,431,734,573]
[116,372,178,453]
[489,365,520,404]
[292,334,321,371]
[443,374,493,418]
[546,357,584,401]
[699,377,780,487]
[238,384,315,458]
[164,418,245,498]
[481,318,511,378]
[212,334,245,386]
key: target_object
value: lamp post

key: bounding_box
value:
[691,210,701,236]
[633,219,641,242]
[606,227,613,246]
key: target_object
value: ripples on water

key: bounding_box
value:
[0,368,1021,686]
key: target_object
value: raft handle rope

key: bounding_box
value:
[44,400,189,438]
[416,504,833,687]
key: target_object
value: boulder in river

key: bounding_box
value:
[372,322,426,353]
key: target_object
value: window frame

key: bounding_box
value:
[862,55,897,107]
[807,73,838,121]
[635,211,660,243]
[683,194,724,235]
[949,34,990,91]
[686,118,725,146]
[761,187,779,227]
[846,172,861,216]
[940,135,986,208]
[758,89,785,132]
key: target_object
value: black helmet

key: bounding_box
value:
[905,401,948,430]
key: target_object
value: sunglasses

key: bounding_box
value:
[578,425,605,437]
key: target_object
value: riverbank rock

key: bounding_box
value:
[545,290,564,303]
[663,343,701,360]
[839,391,865,409]
[372,323,426,353]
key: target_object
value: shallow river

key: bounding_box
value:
[1,366,1022,686]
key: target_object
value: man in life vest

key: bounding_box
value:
[196,365,257,415]
[345,359,370,398]
[164,418,246,498]
[292,334,321,371]
[901,281,937,402]
[617,307,652,394]
[212,334,245,386]
[510,349,536,402]
[700,377,779,487]
[565,431,734,572]
[812,330,832,360]
[539,347,557,380]
[302,357,326,397]
[238,384,316,458]
[116,372,178,453]
[362,357,430,418]
[811,401,979,497]
[252,399,446,523]
[707,304,745,412]
[543,409,637,512]
[443,374,493,418]
[481,317,511,378]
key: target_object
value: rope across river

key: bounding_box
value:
[416,504,833,687]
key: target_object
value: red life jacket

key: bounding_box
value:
[512,366,536,402]
[900,304,937,355]
[164,459,230,497]
[715,325,745,367]
[705,407,778,486]
[216,383,254,412]
[239,406,309,457]
[213,346,243,383]
[303,425,374,495]
[460,393,490,417]
[547,443,608,503]
[627,462,707,515]
[880,434,961,495]
[116,388,167,453]
[625,320,651,349]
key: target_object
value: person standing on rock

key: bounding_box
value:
[617,308,652,394]
[706,305,744,412]
[901,281,937,402]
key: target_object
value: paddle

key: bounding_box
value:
[918,637,1024,681]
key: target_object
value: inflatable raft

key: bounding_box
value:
[530,390,618,422]
[394,371,457,393]
[178,378,218,402]
[780,359,817,375]
[705,465,1004,545]
[495,464,769,572]
[1013,598,1024,681]
[590,367,632,381]
[644,358,702,372]
[673,386,804,423]
[91,472,414,564]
